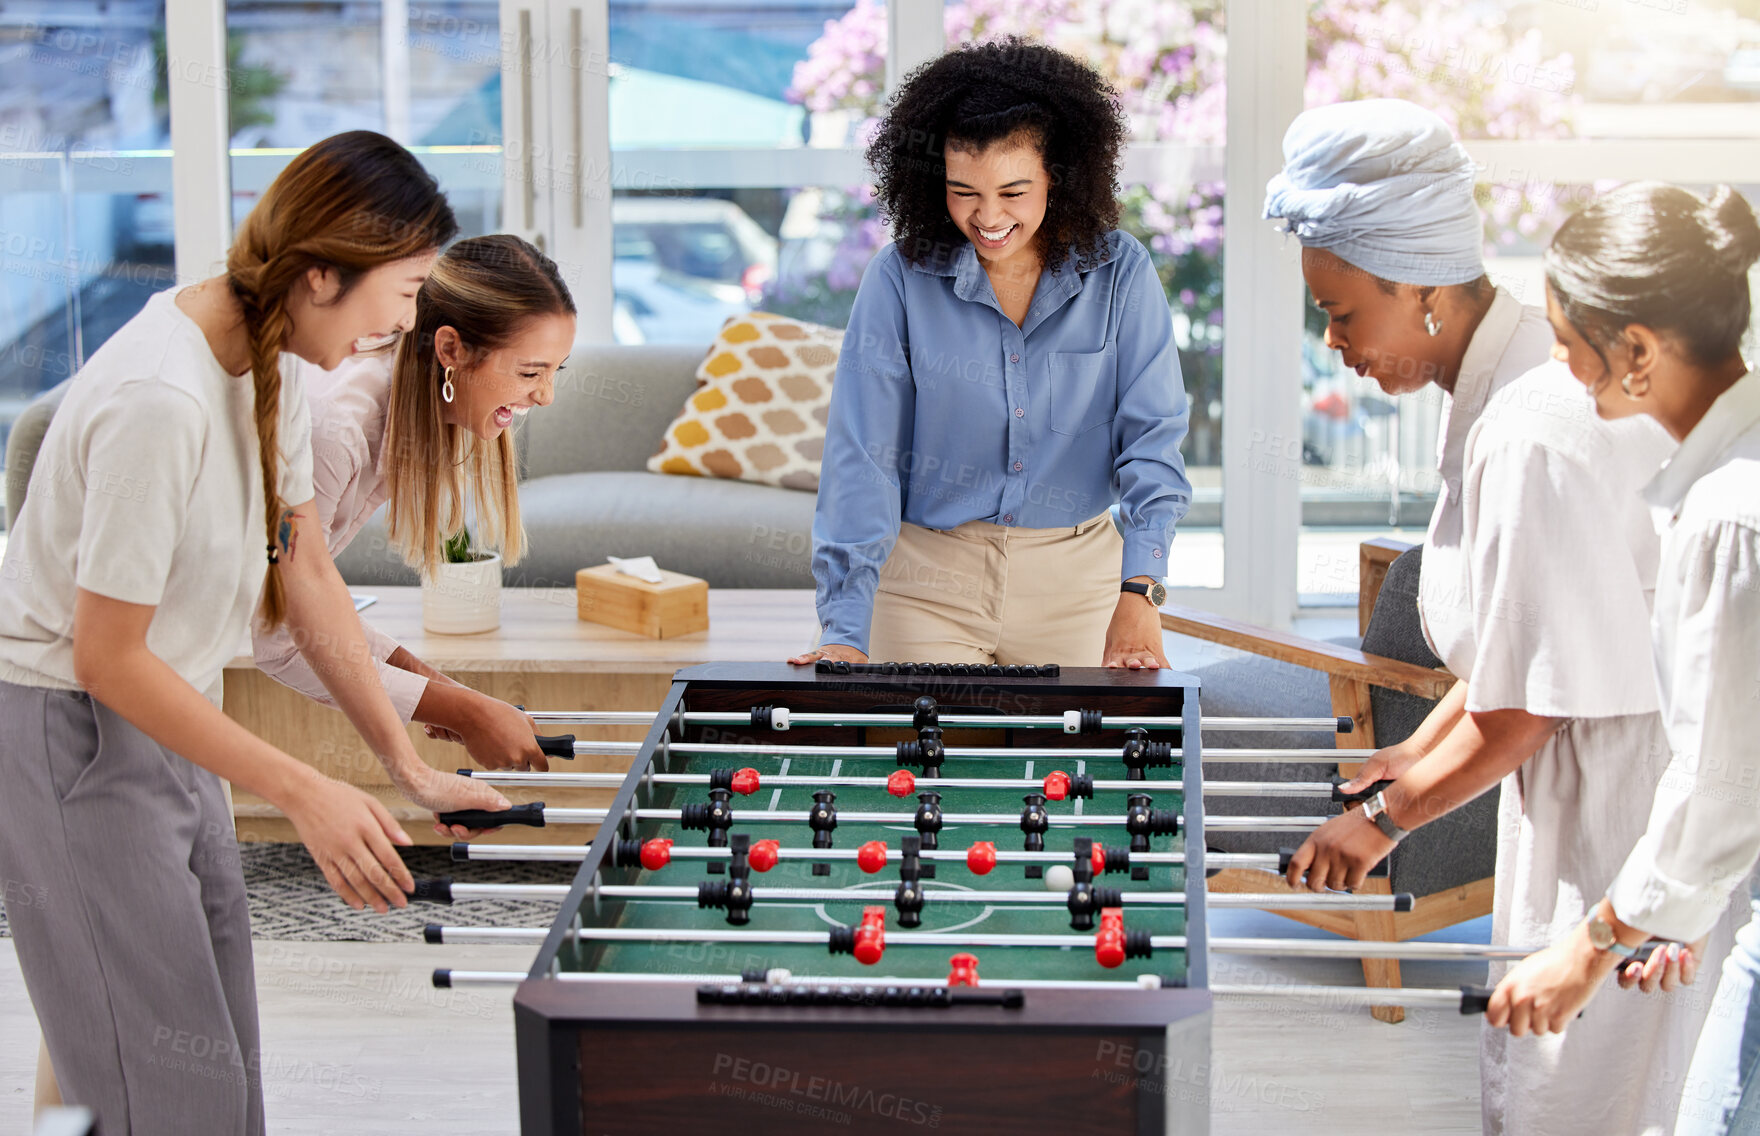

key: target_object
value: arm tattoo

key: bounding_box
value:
[276,508,300,564]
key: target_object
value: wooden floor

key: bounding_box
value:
[0,908,1488,1134]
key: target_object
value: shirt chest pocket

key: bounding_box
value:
[1048,348,1118,437]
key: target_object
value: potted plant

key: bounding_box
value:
[421,527,502,634]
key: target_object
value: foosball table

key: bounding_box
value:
[417,663,1521,1134]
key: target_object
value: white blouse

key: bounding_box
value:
[1609,369,1760,942]
[1418,289,1676,715]
[251,351,429,722]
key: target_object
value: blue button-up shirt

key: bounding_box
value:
[814,229,1192,653]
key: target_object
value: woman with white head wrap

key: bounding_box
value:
[1271,101,1719,1135]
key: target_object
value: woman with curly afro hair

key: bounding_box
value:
[789,38,1192,669]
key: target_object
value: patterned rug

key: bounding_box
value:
[0,843,580,942]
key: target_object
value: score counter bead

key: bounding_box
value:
[886,770,916,797]
[748,839,780,873]
[1044,864,1075,892]
[856,841,889,874]
[966,841,997,875]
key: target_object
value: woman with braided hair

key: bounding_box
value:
[789,38,1192,669]
[0,130,510,1134]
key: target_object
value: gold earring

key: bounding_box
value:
[1620,372,1642,399]
[442,365,456,404]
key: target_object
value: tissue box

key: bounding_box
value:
[575,564,709,639]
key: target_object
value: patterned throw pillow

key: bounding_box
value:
[647,311,842,492]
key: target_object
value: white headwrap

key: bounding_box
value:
[1262,99,1485,286]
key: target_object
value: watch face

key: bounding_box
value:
[1587,918,1614,949]
[1149,583,1166,606]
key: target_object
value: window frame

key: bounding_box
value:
[153,0,1760,623]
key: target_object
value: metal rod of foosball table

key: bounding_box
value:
[431,970,1183,990]
[446,841,1283,872]
[1212,937,1537,961]
[410,879,1412,912]
[1207,983,1490,1010]
[529,739,1375,762]
[459,769,1363,800]
[426,969,1499,1012]
[423,925,1533,961]
[522,710,1352,733]
[425,925,1192,948]
[436,804,1332,831]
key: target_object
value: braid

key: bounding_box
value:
[229,258,299,629]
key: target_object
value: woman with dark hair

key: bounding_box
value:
[0,131,510,1134]
[1487,182,1760,1136]
[253,234,576,778]
[1269,102,1715,1136]
[788,38,1191,668]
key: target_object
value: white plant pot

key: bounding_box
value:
[422,552,502,634]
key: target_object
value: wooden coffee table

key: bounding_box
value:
[223,587,820,845]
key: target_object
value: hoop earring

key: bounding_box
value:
[1620,372,1642,399]
[1424,311,1442,337]
[442,365,456,404]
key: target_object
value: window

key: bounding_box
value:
[1297,0,1760,601]
[0,1,172,512]
[225,2,502,241]
[36,1,1756,614]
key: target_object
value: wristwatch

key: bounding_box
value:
[1121,580,1167,607]
[1586,914,1641,958]
[1362,790,1409,844]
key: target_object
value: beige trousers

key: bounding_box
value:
[867,512,1124,666]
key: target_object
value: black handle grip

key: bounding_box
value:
[1331,777,1396,804]
[410,878,453,904]
[437,801,546,829]
[1460,984,1494,1015]
[536,733,575,760]
[1337,716,1354,734]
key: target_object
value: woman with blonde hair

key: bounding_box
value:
[253,233,576,781]
[0,130,509,1134]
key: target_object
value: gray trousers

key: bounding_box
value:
[0,679,264,1136]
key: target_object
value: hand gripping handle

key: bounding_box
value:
[437,801,546,829]
[1330,777,1395,804]
[535,734,576,760]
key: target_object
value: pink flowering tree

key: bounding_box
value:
[767,0,1576,463]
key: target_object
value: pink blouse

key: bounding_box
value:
[251,351,429,721]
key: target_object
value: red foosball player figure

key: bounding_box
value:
[1095,907,1127,969]
[748,839,780,872]
[854,906,887,965]
[857,840,889,874]
[640,838,673,870]
[948,953,980,987]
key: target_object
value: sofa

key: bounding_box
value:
[5,343,820,590]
